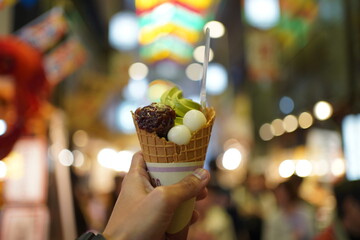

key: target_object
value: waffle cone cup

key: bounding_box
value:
[132,107,215,234]
[132,107,215,164]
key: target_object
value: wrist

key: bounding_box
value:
[77,232,106,240]
[103,229,129,240]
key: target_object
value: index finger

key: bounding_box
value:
[122,151,153,193]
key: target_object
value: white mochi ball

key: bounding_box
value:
[183,110,207,132]
[167,125,192,145]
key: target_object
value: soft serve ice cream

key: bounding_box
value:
[134,86,208,145]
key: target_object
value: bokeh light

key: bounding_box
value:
[206,63,228,95]
[298,112,313,129]
[313,160,329,176]
[222,148,242,170]
[271,119,285,136]
[244,0,280,29]
[186,63,203,81]
[204,21,225,38]
[113,150,134,172]
[97,148,117,169]
[295,159,312,177]
[128,62,149,80]
[283,115,298,133]
[147,80,173,102]
[58,149,74,166]
[109,11,139,51]
[116,101,137,134]
[259,123,274,141]
[73,130,89,147]
[123,78,148,101]
[193,45,214,63]
[331,158,345,177]
[0,161,7,179]
[279,160,295,178]
[0,119,7,136]
[72,150,85,167]
[314,101,333,121]
[342,114,360,180]
[279,96,294,114]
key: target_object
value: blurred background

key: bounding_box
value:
[0,0,360,239]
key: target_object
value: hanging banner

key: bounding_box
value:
[15,7,87,86]
[0,0,17,10]
[16,7,68,53]
[246,30,280,82]
[44,37,87,86]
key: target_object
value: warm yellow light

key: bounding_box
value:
[259,123,273,141]
[271,119,285,136]
[135,0,167,11]
[283,115,298,132]
[5,152,24,179]
[313,160,329,176]
[298,112,313,129]
[222,148,242,170]
[73,130,89,147]
[331,158,345,177]
[138,23,200,45]
[279,160,295,178]
[98,148,118,169]
[313,101,333,121]
[295,160,312,177]
[177,0,212,9]
[0,161,7,179]
[73,150,85,167]
[113,151,134,172]
[148,80,173,102]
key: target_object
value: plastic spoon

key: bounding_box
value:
[200,28,210,111]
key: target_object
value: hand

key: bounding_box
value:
[102,152,210,240]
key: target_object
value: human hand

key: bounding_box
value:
[102,152,210,240]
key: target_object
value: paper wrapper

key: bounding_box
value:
[132,107,215,233]
[146,161,204,233]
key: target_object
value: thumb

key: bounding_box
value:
[164,168,210,207]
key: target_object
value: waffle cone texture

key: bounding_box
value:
[132,108,215,163]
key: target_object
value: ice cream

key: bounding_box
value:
[134,102,176,138]
[160,86,202,125]
[132,85,215,234]
[134,86,210,145]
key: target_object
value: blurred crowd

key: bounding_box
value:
[70,162,360,240]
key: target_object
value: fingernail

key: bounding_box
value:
[193,168,208,181]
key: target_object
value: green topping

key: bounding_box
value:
[154,102,170,110]
[160,86,201,122]
[175,117,183,125]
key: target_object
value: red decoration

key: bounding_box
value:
[0,36,49,159]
